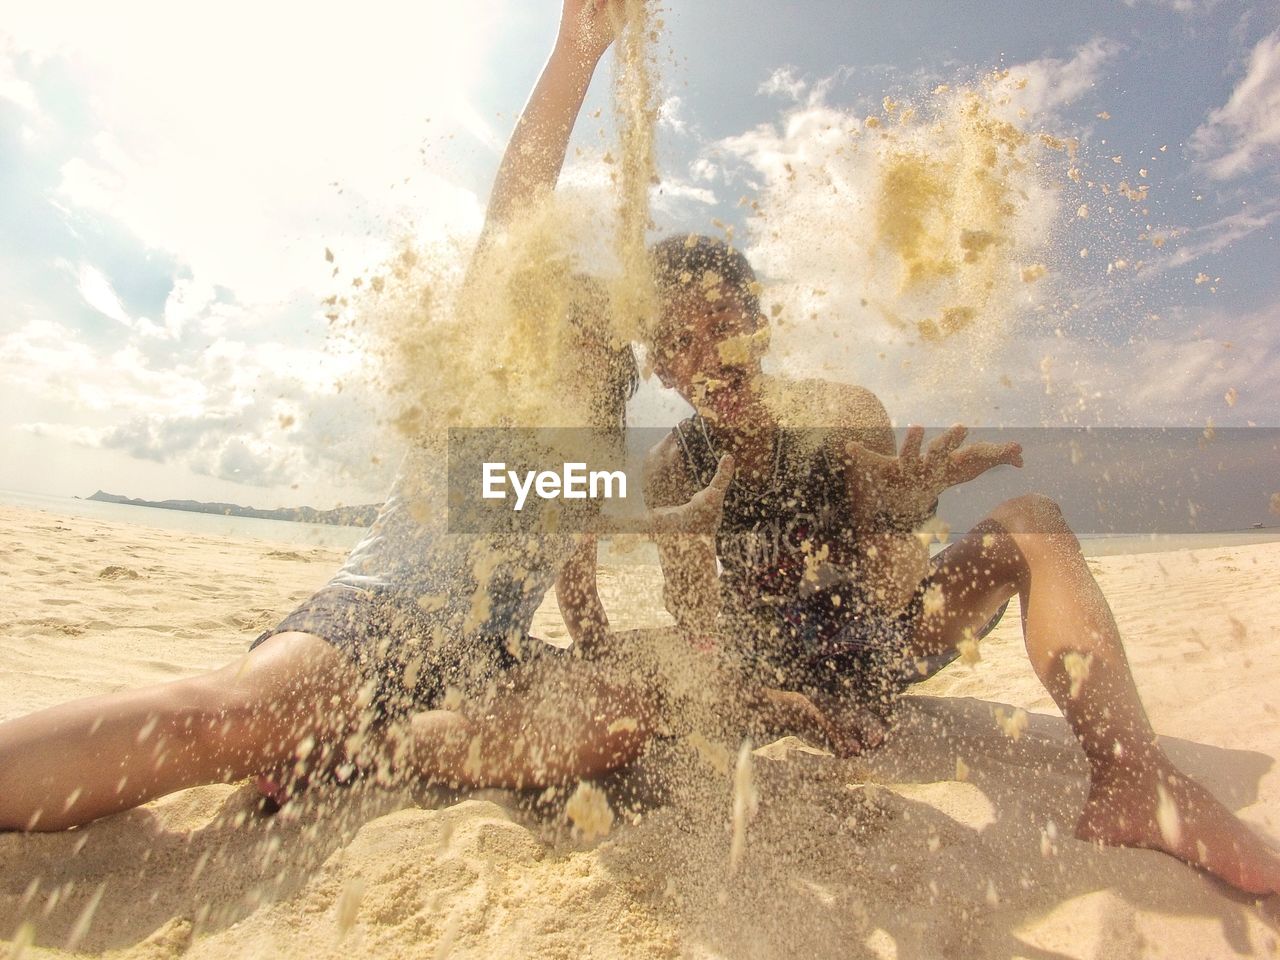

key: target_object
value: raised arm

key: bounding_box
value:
[477,0,621,242]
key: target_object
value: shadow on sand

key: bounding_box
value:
[587,692,1277,960]
[1,692,1274,958]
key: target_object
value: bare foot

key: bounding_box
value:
[1077,759,1280,896]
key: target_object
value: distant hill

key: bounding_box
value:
[86,491,380,528]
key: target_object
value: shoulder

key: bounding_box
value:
[642,430,698,506]
[765,376,895,454]
[824,381,891,430]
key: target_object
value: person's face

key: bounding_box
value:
[650,285,769,404]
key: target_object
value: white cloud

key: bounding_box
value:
[715,99,854,193]
[652,177,717,212]
[18,421,103,446]
[6,0,497,306]
[1157,198,1280,271]
[0,50,40,114]
[658,95,688,134]
[73,260,215,340]
[75,263,132,328]
[0,319,206,416]
[689,157,720,182]
[1057,303,1280,426]
[758,67,808,102]
[993,37,1124,118]
[1190,29,1280,180]
[0,314,392,495]
[160,276,216,340]
[1122,0,1220,12]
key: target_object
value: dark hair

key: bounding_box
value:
[648,234,761,331]
[567,275,639,438]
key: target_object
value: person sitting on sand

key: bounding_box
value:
[0,0,678,833]
[640,234,1280,897]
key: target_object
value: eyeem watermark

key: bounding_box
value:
[449,425,1280,535]
[447,428,639,532]
[482,462,627,511]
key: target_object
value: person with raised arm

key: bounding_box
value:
[0,0,676,833]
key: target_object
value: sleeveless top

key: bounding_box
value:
[333,441,575,652]
[672,415,891,674]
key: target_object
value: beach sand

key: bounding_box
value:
[2,503,1278,959]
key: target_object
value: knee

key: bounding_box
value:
[578,686,657,774]
[602,685,656,748]
[988,493,1074,539]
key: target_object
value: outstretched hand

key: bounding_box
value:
[649,454,735,536]
[845,425,1022,530]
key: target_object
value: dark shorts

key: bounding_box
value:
[251,583,559,719]
[767,547,1010,701]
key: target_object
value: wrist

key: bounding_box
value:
[552,31,609,71]
[645,505,673,536]
[853,496,938,534]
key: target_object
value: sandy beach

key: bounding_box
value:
[1,503,1278,959]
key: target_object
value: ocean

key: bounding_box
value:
[3,488,1277,562]
[0,489,366,551]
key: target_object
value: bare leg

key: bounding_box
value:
[393,658,654,789]
[910,494,1280,896]
[0,632,369,831]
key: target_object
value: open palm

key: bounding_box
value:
[845,425,1022,529]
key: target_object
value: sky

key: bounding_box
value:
[1,0,1277,510]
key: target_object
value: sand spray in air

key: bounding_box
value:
[737,69,1185,429]
[728,739,758,875]
[323,11,1159,911]
[330,3,749,851]
[607,0,659,345]
[729,76,1070,420]
[347,2,665,460]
